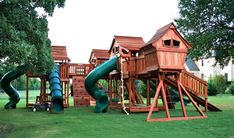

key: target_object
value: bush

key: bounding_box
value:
[208,75,227,96]
[208,80,218,96]
[228,82,234,95]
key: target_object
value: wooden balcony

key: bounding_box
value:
[69,63,93,77]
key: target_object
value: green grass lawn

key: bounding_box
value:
[0,91,234,138]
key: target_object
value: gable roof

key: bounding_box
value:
[109,35,145,52]
[185,58,200,71]
[89,49,109,62]
[144,22,191,48]
[51,45,70,62]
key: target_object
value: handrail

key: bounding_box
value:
[180,70,208,98]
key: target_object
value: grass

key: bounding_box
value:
[0,91,234,138]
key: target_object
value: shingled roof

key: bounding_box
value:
[144,22,191,48]
[89,49,110,63]
[51,45,70,62]
[109,35,145,52]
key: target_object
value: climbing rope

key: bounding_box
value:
[120,57,129,115]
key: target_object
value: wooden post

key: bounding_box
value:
[115,79,118,99]
[160,74,170,118]
[146,76,163,122]
[177,73,187,117]
[127,80,133,107]
[109,78,113,107]
[147,79,150,106]
[66,81,70,107]
[205,97,208,112]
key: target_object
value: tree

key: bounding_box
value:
[175,0,234,67]
[0,0,66,75]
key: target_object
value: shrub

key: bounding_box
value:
[208,80,218,96]
[208,75,227,95]
[228,82,234,95]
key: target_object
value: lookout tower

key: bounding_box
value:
[141,23,191,72]
[138,23,207,122]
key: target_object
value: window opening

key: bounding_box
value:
[163,40,171,46]
[173,40,180,47]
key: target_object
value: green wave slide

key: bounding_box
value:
[48,65,63,113]
[85,55,118,113]
[0,65,27,109]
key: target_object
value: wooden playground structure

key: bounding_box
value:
[26,46,93,110]
[25,23,220,122]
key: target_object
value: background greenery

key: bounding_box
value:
[176,0,234,67]
[0,0,66,76]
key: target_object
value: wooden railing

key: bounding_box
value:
[180,70,208,98]
[59,63,69,79]
[135,55,145,73]
[144,52,157,68]
[69,63,93,76]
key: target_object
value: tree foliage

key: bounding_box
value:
[175,0,234,67]
[208,75,227,95]
[0,0,65,75]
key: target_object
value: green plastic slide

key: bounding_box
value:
[0,65,27,109]
[85,55,118,113]
[49,65,63,113]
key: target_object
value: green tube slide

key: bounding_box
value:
[49,65,63,113]
[85,55,118,113]
[0,65,27,109]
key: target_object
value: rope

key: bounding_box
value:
[120,57,129,115]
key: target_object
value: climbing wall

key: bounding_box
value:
[72,76,90,108]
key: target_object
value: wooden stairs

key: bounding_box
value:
[164,70,221,111]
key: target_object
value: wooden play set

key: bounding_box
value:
[26,46,93,110]
[24,23,220,122]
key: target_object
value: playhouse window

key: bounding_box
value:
[115,47,119,53]
[163,39,180,48]
[173,40,180,47]
[122,49,128,54]
[163,40,171,46]
[131,51,138,57]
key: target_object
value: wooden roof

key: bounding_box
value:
[109,35,145,52]
[144,22,191,48]
[89,49,110,62]
[51,45,70,62]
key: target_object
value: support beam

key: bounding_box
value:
[146,72,207,122]
[146,79,163,122]
[147,80,150,106]
[180,82,207,117]
[177,74,187,117]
